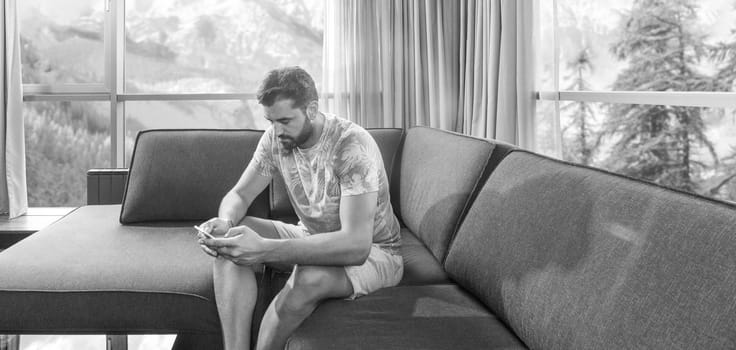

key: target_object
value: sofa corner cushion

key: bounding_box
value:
[0,205,221,333]
[120,129,269,223]
[398,126,494,262]
[398,228,450,285]
[285,284,527,350]
[445,150,736,349]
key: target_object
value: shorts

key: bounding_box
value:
[272,220,404,299]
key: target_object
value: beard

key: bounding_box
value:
[279,116,313,150]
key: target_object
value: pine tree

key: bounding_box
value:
[604,0,717,192]
[705,2,736,200]
[561,48,599,166]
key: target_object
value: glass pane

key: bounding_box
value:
[19,0,106,84]
[559,101,736,202]
[536,0,555,91]
[128,334,177,350]
[556,0,736,92]
[19,334,106,350]
[534,100,561,158]
[24,101,111,207]
[125,0,324,93]
[125,99,269,165]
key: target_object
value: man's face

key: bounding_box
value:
[264,99,313,150]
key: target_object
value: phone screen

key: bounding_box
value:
[193,225,215,239]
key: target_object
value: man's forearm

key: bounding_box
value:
[218,190,251,225]
[262,230,371,266]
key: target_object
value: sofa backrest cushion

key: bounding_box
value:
[398,126,494,263]
[269,128,404,221]
[120,129,269,223]
[445,150,736,349]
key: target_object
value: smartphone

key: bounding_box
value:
[193,225,215,240]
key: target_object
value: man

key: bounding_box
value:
[197,66,403,350]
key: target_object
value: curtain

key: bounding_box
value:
[0,0,27,220]
[322,0,536,149]
[458,0,535,148]
[323,0,460,130]
[1,2,23,349]
[322,0,386,127]
[0,335,19,350]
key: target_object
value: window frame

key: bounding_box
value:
[20,0,271,169]
[537,0,736,132]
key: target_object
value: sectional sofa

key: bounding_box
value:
[1,126,735,349]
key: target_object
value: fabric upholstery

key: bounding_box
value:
[0,205,221,333]
[269,128,404,221]
[398,228,450,285]
[287,284,527,350]
[398,126,494,262]
[445,150,736,349]
[120,129,269,223]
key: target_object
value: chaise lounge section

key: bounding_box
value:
[1,126,735,349]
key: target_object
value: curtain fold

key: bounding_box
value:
[323,0,462,130]
[323,0,536,148]
[1,0,27,220]
[457,0,535,149]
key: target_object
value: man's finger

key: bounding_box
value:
[202,235,244,247]
[199,244,218,257]
[215,246,233,258]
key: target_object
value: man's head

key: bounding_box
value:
[256,67,319,150]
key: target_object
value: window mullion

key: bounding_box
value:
[109,0,125,169]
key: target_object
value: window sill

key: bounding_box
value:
[0,207,76,249]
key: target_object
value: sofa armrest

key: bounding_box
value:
[87,168,129,205]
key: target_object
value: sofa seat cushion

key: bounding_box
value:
[286,284,527,350]
[399,228,450,285]
[0,205,221,333]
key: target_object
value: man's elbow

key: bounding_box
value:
[346,240,372,266]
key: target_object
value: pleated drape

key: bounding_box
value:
[322,0,535,149]
[0,0,27,219]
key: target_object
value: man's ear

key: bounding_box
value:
[307,100,319,119]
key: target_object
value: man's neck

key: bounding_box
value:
[298,112,325,150]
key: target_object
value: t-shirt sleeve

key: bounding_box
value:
[248,127,277,178]
[334,128,380,196]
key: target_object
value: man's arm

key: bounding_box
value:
[208,191,376,266]
[218,164,272,226]
[200,163,271,239]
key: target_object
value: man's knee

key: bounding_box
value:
[278,266,334,314]
[213,257,258,280]
[240,216,281,240]
[240,216,259,228]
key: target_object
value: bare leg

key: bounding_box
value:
[256,265,353,350]
[214,258,257,350]
[213,216,283,350]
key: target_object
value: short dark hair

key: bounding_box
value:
[256,66,318,111]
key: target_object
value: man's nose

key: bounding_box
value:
[273,123,284,135]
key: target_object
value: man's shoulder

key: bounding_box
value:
[327,115,373,147]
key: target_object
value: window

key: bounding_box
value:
[20,0,324,207]
[537,0,736,202]
[19,0,106,87]
[15,0,324,349]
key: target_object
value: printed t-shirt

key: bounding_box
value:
[250,113,401,253]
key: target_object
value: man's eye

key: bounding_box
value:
[280,120,289,125]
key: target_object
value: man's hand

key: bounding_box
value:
[197,217,233,258]
[200,225,269,265]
